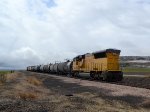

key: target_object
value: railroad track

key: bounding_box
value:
[25,71,150,90]
[56,73,150,90]
[114,77,150,89]
[88,77,149,89]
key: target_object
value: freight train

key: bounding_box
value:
[27,49,123,81]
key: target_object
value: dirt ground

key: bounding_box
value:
[117,76,150,89]
[0,71,150,112]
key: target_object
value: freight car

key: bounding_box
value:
[57,61,72,75]
[27,49,123,81]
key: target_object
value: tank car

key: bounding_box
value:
[43,64,51,73]
[30,66,36,71]
[49,64,54,73]
[37,65,41,72]
[49,63,58,74]
[53,63,59,73]
[40,65,44,72]
[27,66,29,71]
[57,61,72,74]
[57,62,66,74]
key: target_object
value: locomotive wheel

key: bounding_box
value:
[97,73,102,80]
[117,72,123,81]
[102,72,112,81]
[113,72,123,81]
[102,72,107,81]
[107,72,113,82]
[71,72,75,77]
[67,73,71,77]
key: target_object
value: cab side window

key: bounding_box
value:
[94,52,106,59]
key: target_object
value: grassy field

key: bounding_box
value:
[0,71,11,74]
[123,67,150,73]
[0,71,13,84]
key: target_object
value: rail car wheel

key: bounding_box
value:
[74,72,79,77]
[90,72,96,79]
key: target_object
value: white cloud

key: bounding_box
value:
[0,0,150,69]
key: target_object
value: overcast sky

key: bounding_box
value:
[0,0,150,69]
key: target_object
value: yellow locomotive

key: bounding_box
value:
[72,49,123,81]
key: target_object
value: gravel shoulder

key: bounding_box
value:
[0,71,149,112]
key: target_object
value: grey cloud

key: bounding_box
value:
[0,0,150,69]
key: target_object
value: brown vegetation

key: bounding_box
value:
[26,76,42,86]
[0,74,6,84]
[14,76,44,101]
[19,92,37,100]
[0,71,149,112]
[139,100,150,109]
[0,71,18,85]
[7,73,19,81]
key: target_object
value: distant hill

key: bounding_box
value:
[120,56,150,68]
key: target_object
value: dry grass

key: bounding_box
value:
[14,76,45,101]
[0,74,7,84]
[0,71,11,83]
[6,73,19,81]
[26,76,42,86]
[1,72,149,112]
[0,72,19,85]
[139,100,150,109]
[52,93,147,112]
[19,92,37,100]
